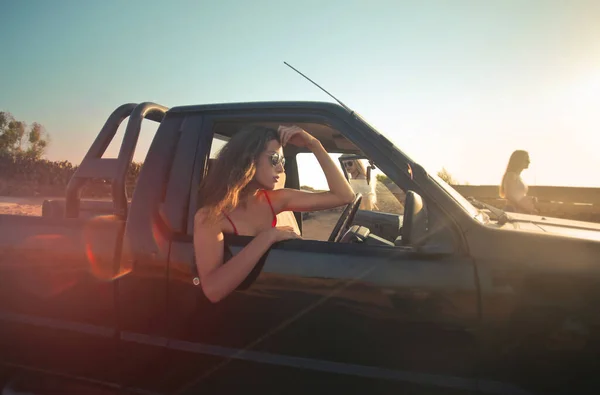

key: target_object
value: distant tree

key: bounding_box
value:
[0,112,50,159]
[25,122,50,159]
[0,112,25,155]
[437,167,458,185]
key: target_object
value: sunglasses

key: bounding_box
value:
[267,152,286,168]
[344,161,355,168]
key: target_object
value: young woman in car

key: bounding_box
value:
[194,125,354,303]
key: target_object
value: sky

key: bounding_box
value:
[1,0,600,188]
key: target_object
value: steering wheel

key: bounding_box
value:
[328,193,362,242]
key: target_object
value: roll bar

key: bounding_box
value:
[65,102,169,218]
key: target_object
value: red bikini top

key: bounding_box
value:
[223,190,277,235]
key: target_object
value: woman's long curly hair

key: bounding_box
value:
[198,125,280,222]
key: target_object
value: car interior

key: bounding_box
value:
[206,121,431,250]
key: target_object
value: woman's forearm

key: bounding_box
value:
[201,232,274,303]
[309,140,354,203]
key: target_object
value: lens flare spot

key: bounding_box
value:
[83,215,131,281]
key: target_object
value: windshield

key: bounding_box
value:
[353,111,484,222]
[429,173,482,220]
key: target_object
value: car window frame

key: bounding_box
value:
[183,109,461,257]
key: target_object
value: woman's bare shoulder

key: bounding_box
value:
[194,207,223,232]
[194,207,209,222]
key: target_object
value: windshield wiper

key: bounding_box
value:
[467,197,510,225]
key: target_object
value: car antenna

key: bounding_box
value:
[283,61,353,113]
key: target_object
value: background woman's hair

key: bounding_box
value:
[499,150,529,198]
[197,125,280,221]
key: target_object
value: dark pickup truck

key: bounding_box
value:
[1,101,599,395]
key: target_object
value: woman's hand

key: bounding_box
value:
[278,125,318,148]
[263,225,302,244]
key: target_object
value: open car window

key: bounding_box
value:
[297,153,408,244]
[296,153,342,241]
[337,156,407,215]
[200,120,448,251]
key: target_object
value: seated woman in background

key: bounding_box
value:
[340,155,378,211]
[499,150,538,214]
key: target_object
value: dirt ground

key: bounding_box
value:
[0,196,46,216]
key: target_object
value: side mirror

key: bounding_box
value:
[338,157,350,182]
[400,191,429,247]
[366,160,376,185]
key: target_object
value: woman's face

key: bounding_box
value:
[254,139,285,190]
[344,160,357,176]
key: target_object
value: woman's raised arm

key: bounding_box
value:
[273,126,355,212]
